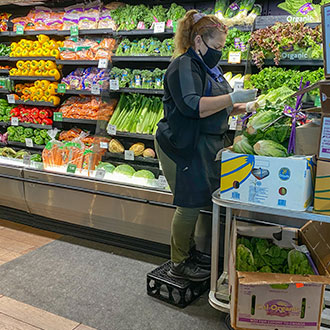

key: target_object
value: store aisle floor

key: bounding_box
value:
[0,219,227,330]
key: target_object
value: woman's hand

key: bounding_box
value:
[231,103,247,116]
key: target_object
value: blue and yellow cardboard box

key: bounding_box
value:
[220,150,316,211]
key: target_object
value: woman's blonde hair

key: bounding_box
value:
[173,10,228,58]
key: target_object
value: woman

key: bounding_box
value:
[155,10,257,281]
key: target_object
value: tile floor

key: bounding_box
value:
[0,219,95,330]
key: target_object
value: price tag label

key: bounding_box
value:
[229,116,237,130]
[98,59,109,69]
[95,168,106,180]
[16,25,24,35]
[25,138,33,148]
[314,95,321,107]
[109,79,119,91]
[124,150,134,161]
[23,154,31,166]
[228,51,242,64]
[234,81,244,91]
[100,142,108,149]
[11,117,19,126]
[70,25,79,36]
[53,112,63,122]
[107,124,116,135]
[34,162,44,170]
[57,83,66,93]
[173,21,178,33]
[67,163,77,174]
[158,175,168,188]
[91,84,101,95]
[7,94,15,104]
[154,22,165,33]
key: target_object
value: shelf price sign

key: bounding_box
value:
[98,59,109,69]
[91,84,101,95]
[158,175,168,189]
[25,138,33,148]
[57,83,66,93]
[7,94,15,104]
[107,124,116,135]
[23,154,31,166]
[95,168,106,180]
[53,112,63,122]
[228,51,242,64]
[11,117,19,126]
[110,79,119,91]
[70,25,79,36]
[124,150,134,161]
[154,22,165,33]
[16,25,24,35]
[100,142,108,149]
[67,164,77,174]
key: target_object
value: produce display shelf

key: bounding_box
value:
[56,60,104,66]
[117,88,164,95]
[0,69,9,74]
[0,56,9,61]
[111,131,155,141]
[61,118,107,125]
[116,28,174,36]
[4,141,45,150]
[10,100,57,107]
[9,76,57,81]
[112,56,171,63]
[262,59,324,66]
[57,89,109,96]
[57,28,115,36]
[8,57,56,62]
[104,151,159,165]
[0,89,10,94]
[0,122,9,127]
[219,60,247,66]
[17,122,52,130]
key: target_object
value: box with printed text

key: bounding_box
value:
[220,150,315,211]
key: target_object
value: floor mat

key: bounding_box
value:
[0,236,227,330]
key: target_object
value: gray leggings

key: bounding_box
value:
[155,139,200,263]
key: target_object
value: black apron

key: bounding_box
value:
[173,71,233,208]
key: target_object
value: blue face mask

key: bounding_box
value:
[200,36,222,69]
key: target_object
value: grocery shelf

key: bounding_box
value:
[104,151,159,165]
[0,69,9,74]
[0,56,9,61]
[0,89,10,94]
[4,141,45,150]
[10,100,57,107]
[0,122,9,127]
[219,60,248,66]
[262,59,324,66]
[9,76,57,81]
[57,88,109,96]
[117,88,164,95]
[111,131,155,141]
[116,28,173,36]
[61,118,107,125]
[56,60,103,66]
[17,122,52,130]
[8,57,56,62]
[112,56,171,63]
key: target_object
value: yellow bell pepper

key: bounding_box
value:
[16,69,22,76]
[15,84,24,93]
[38,34,50,44]
[32,96,39,102]
[18,39,26,48]
[42,70,50,77]
[42,49,50,57]
[16,61,25,69]
[38,60,45,69]
[14,47,23,57]
[36,49,43,57]
[22,49,29,57]
[10,42,18,51]
[21,69,29,76]
[35,88,44,98]
[47,84,56,94]
[34,80,41,88]
[32,41,40,50]
[40,96,48,102]
[50,49,60,59]
[29,50,36,57]
[22,87,30,95]
[28,70,36,76]
[31,60,38,70]
[45,60,56,70]
[35,69,42,76]
[25,40,33,50]
[49,69,60,80]
[48,96,60,106]
[23,61,31,69]
[40,80,50,90]
[42,41,50,50]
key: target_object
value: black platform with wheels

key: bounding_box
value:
[147,260,209,308]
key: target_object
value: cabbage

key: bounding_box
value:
[233,135,254,154]
[254,140,288,157]
[133,170,155,180]
[96,162,115,173]
[113,164,136,177]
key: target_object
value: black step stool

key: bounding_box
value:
[147,260,210,308]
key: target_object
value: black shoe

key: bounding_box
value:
[190,247,211,270]
[168,259,210,282]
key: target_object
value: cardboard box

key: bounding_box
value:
[314,159,330,215]
[220,150,315,211]
[229,220,330,330]
[318,115,330,160]
[295,121,321,156]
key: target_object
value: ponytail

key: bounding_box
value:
[173,10,228,58]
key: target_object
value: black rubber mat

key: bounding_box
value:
[0,235,227,330]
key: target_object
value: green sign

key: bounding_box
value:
[314,95,321,107]
[16,25,24,35]
[53,112,63,122]
[67,164,77,174]
[70,25,79,36]
[173,21,178,33]
[57,84,66,93]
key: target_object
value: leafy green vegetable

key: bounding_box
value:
[246,110,279,135]
[233,135,254,154]
[96,162,115,173]
[236,244,256,272]
[288,250,314,275]
[133,170,155,179]
[113,164,136,177]
[253,140,289,157]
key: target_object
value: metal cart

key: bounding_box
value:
[209,189,330,326]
